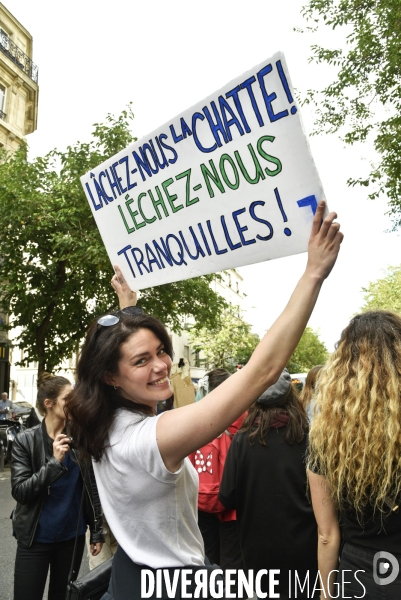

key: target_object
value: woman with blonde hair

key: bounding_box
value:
[308,311,401,599]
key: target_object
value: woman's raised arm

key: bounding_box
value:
[154,201,343,472]
[111,266,138,309]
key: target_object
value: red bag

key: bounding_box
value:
[189,414,246,517]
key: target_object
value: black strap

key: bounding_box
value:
[66,476,85,589]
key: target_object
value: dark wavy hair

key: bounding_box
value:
[206,368,231,393]
[66,313,173,461]
[240,387,308,445]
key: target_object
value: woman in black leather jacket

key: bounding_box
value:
[11,374,104,600]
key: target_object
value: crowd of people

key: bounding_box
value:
[6,201,401,600]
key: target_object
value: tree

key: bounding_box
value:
[287,327,328,373]
[0,106,227,376]
[189,307,260,373]
[299,0,401,227]
[360,265,401,313]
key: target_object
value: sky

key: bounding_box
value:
[6,0,400,351]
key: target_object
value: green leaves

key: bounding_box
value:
[0,107,226,375]
[361,265,401,313]
[301,0,401,227]
[189,306,260,372]
[287,327,328,373]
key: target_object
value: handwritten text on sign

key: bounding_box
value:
[81,52,325,290]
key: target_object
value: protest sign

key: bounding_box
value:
[81,51,325,290]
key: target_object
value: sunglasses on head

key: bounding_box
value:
[97,306,144,327]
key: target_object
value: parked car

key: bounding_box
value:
[14,400,42,429]
[12,400,34,424]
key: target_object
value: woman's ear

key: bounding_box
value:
[103,372,117,387]
[43,398,53,410]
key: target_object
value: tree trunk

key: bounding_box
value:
[35,260,67,379]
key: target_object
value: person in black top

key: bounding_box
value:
[219,370,318,599]
[308,311,401,600]
[11,374,104,600]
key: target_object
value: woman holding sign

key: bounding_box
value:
[66,202,342,599]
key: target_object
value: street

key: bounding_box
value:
[0,466,90,600]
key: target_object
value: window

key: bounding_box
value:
[0,27,10,52]
[0,84,5,116]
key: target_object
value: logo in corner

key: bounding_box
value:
[373,551,399,586]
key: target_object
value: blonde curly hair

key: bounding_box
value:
[308,311,401,516]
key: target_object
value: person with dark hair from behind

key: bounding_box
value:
[189,368,245,581]
[219,370,318,599]
[11,373,104,600]
[301,364,323,422]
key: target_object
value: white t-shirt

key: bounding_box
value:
[93,409,205,568]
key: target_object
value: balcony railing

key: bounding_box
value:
[0,109,5,120]
[0,29,38,84]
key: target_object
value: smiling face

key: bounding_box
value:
[109,328,173,410]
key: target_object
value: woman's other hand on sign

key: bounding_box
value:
[111,265,138,310]
[306,201,343,283]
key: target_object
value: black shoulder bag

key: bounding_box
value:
[65,482,113,600]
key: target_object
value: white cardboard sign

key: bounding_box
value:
[81,52,325,290]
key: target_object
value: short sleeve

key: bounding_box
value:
[308,461,322,475]
[116,412,184,483]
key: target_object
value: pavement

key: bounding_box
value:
[0,465,90,600]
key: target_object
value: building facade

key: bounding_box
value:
[0,3,38,151]
[0,2,38,395]
[170,268,246,381]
